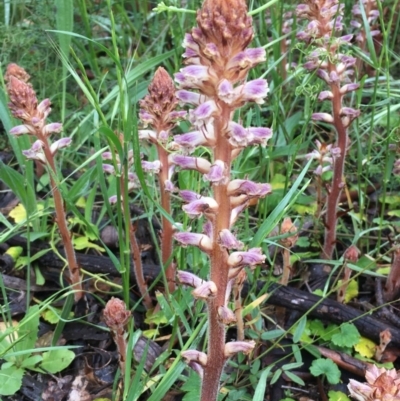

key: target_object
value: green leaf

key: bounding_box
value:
[14,305,40,358]
[331,323,360,348]
[293,316,307,343]
[328,390,351,401]
[0,366,24,396]
[252,366,273,401]
[284,370,305,386]
[0,162,36,217]
[182,373,201,401]
[21,355,42,369]
[261,329,285,341]
[310,358,341,384]
[37,349,75,374]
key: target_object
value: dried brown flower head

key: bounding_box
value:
[348,364,400,400]
[103,297,131,331]
[5,64,39,123]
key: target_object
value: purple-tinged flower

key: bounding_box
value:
[314,164,332,175]
[228,122,248,147]
[218,306,236,325]
[182,33,200,53]
[164,180,176,192]
[227,47,266,70]
[338,34,353,44]
[173,130,214,152]
[227,179,272,198]
[218,229,244,250]
[170,154,211,174]
[187,361,204,378]
[318,91,334,101]
[139,110,154,126]
[204,43,220,58]
[217,79,236,104]
[10,124,32,136]
[224,341,256,358]
[228,248,265,267]
[182,197,219,218]
[316,69,331,84]
[312,113,334,123]
[43,122,63,136]
[181,350,208,367]
[175,65,211,88]
[102,151,113,160]
[329,70,340,84]
[37,99,52,119]
[350,20,362,29]
[103,164,115,175]
[189,100,218,126]
[340,107,361,119]
[168,110,187,121]
[141,160,161,174]
[203,220,213,238]
[247,127,273,146]
[22,140,46,163]
[177,270,204,288]
[303,60,318,70]
[296,3,311,17]
[204,160,227,184]
[241,79,269,104]
[176,90,202,105]
[109,195,118,204]
[340,83,360,94]
[50,137,72,155]
[174,232,213,252]
[192,280,217,299]
[180,190,201,203]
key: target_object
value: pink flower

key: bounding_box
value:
[224,341,256,358]
[174,232,213,252]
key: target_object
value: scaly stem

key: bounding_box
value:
[39,132,83,303]
[201,105,232,401]
[322,62,348,260]
[157,144,175,293]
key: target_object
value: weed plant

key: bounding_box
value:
[0,0,400,400]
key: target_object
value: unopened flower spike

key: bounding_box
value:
[139,67,185,293]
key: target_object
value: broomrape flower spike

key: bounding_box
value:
[5,64,83,304]
[139,67,186,293]
[296,0,361,260]
[162,0,272,399]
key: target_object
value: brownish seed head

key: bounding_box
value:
[5,64,38,122]
[103,297,131,331]
[197,0,253,56]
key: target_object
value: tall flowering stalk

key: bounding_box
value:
[296,1,361,260]
[169,1,272,399]
[139,67,186,293]
[5,64,83,303]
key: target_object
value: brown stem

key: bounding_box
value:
[201,104,232,401]
[157,144,175,293]
[384,247,400,302]
[322,63,348,260]
[38,133,83,303]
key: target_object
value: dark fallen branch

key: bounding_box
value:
[3,235,400,348]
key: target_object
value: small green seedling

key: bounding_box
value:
[0,305,75,396]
